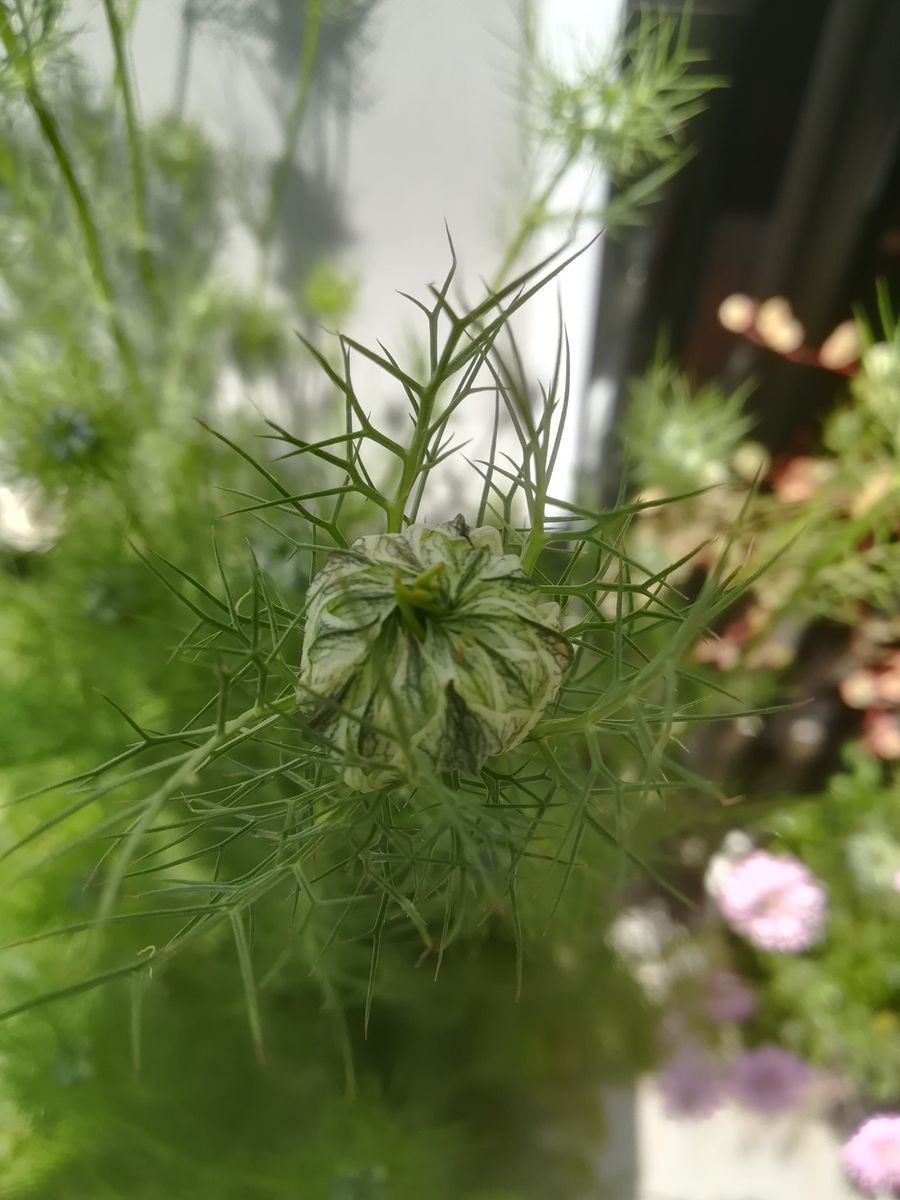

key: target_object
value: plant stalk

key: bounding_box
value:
[257,0,324,287]
[492,158,571,289]
[0,8,142,392]
[101,0,161,314]
[387,382,441,532]
[172,0,195,116]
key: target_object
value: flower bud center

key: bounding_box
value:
[393,562,447,640]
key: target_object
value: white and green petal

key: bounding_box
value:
[297,516,572,790]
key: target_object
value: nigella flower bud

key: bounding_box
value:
[298,516,572,790]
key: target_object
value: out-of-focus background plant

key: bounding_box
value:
[610,286,900,1190]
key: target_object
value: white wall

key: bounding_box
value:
[68,0,621,509]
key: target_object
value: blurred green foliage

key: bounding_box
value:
[619,299,900,1109]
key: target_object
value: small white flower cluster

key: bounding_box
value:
[607,900,703,1003]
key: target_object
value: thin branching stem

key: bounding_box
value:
[172,0,195,115]
[257,0,323,285]
[492,157,570,288]
[98,699,292,918]
[387,380,441,533]
[0,6,142,390]
[102,0,161,313]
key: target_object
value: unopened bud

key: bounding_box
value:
[731,441,771,483]
[840,670,879,710]
[755,298,804,353]
[819,320,859,370]
[717,293,756,333]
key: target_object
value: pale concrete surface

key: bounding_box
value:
[69,0,611,506]
[70,0,527,327]
[624,1079,858,1200]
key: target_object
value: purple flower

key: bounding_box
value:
[702,970,757,1023]
[731,1045,810,1114]
[658,1043,727,1121]
[716,850,827,952]
[842,1115,900,1194]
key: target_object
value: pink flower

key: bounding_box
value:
[840,669,880,710]
[702,970,757,1023]
[716,850,826,953]
[658,1043,727,1121]
[862,709,900,760]
[732,1045,809,1114]
[842,1115,900,1194]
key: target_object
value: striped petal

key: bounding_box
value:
[298,516,572,789]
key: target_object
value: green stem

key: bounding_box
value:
[387,382,440,532]
[257,0,323,287]
[102,0,161,314]
[99,700,286,918]
[529,713,590,740]
[387,157,572,534]
[491,158,570,290]
[520,526,546,575]
[172,0,195,116]
[0,8,142,391]
[386,464,415,533]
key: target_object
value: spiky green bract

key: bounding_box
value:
[299,517,572,789]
